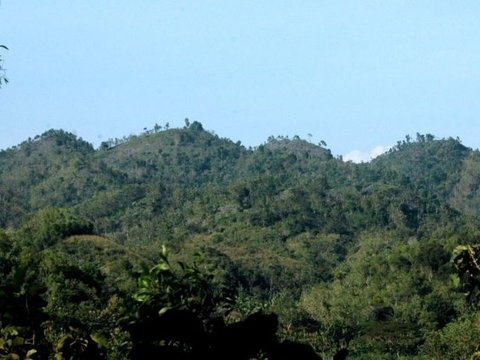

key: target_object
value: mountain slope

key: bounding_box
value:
[2,125,480,358]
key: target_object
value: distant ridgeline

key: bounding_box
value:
[1,122,480,359]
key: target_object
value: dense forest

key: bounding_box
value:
[1,121,480,359]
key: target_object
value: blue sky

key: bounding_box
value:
[1,1,479,161]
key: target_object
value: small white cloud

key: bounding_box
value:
[343,150,369,163]
[370,145,388,159]
[343,145,390,163]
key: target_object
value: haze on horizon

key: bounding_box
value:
[1,1,479,161]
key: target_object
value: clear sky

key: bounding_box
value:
[1,1,479,162]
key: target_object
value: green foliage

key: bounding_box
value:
[421,312,480,360]
[453,244,480,308]
[49,327,105,360]
[450,151,480,217]
[0,45,7,88]
[19,208,93,250]
[2,128,480,358]
[133,245,233,317]
[130,248,321,359]
[0,326,37,360]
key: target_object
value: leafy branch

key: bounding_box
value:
[0,45,8,87]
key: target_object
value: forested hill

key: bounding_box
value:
[0,123,477,231]
[2,122,480,359]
